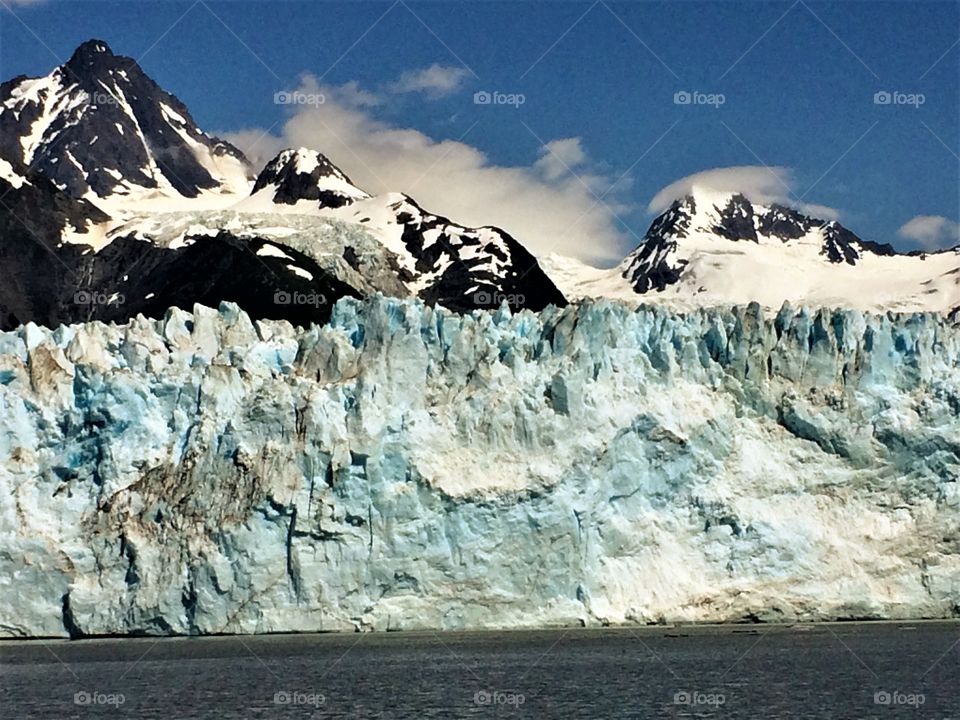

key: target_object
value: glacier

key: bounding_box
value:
[1,297,959,638]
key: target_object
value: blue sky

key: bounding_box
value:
[2,0,958,261]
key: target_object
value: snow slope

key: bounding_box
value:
[1,297,959,636]
[544,188,960,315]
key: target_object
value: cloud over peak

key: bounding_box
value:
[647,166,840,221]
[898,215,960,250]
[225,75,633,263]
[386,64,472,99]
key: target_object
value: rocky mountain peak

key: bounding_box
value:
[251,147,369,208]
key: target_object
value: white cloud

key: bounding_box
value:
[386,64,472,99]
[225,75,633,263]
[898,215,960,250]
[647,166,840,221]
[325,80,382,108]
[534,138,588,182]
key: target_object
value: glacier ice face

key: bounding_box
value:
[1,297,959,637]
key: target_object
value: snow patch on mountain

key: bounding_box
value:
[0,157,27,188]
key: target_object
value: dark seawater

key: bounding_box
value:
[1,622,957,719]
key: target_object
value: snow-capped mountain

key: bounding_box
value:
[548,188,959,315]
[0,39,252,212]
[91,146,567,321]
[249,148,371,208]
[241,147,566,312]
[621,189,898,294]
[0,41,566,330]
[1,39,957,333]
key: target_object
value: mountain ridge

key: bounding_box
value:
[0,39,957,330]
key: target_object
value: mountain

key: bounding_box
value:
[0,39,251,211]
[621,188,899,295]
[547,188,959,315]
[242,147,566,312]
[0,42,566,331]
[249,147,370,208]
[1,39,956,333]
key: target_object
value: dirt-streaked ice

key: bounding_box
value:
[1,298,958,637]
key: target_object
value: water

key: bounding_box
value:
[1,622,957,718]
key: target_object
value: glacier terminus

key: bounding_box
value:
[1,297,958,637]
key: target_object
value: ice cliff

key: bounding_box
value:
[1,297,959,637]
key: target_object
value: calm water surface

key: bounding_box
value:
[1,622,958,718]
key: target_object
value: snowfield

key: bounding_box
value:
[549,188,960,316]
[1,297,958,637]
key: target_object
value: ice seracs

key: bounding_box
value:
[2,297,959,637]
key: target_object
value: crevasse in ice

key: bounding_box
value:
[1,296,958,636]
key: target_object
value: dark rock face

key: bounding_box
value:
[0,166,109,330]
[757,204,816,240]
[620,235,685,294]
[619,198,692,293]
[389,195,567,313]
[75,232,361,328]
[712,194,758,242]
[0,39,250,201]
